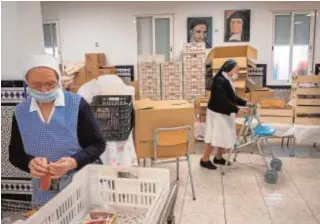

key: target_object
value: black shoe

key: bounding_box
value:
[200,159,217,170]
[213,157,231,166]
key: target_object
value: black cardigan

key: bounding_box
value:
[207,73,247,115]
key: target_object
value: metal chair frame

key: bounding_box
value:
[152,125,196,200]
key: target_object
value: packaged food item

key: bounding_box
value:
[90,212,112,219]
[40,174,52,191]
[23,208,39,218]
[82,207,117,224]
[83,220,106,224]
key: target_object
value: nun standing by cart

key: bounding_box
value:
[200,59,251,170]
[9,55,106,204]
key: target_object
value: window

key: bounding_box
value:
[271,11,315,86]
[43,21,61,61]
[136,15,173,60]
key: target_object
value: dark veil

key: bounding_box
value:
[214,59,238,80]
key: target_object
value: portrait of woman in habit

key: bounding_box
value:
[224,10,251,42]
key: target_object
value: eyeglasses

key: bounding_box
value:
[28,81,58,90]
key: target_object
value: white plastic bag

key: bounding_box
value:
[77,75,135,104]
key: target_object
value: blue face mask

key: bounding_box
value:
[27,87,59,103]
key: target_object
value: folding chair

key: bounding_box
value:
[152,125,196,200]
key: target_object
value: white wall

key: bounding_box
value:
[1,1,45,80]
[41,1,320,77]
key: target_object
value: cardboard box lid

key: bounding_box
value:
[251,87,273,92]
[209,45,257,60]
[134,99,193,111]
[134,99,155,110]
[212,57,256,70]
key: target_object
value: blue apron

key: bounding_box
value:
[15,91,82,204]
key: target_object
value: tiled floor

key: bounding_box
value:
[154,140,320,224]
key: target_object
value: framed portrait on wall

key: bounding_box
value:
[187,17,212,48]
[224,10,251,42]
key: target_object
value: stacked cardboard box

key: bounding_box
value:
[138,56,164,100]
[69,53,119,93]
[195,97,209,122]
[257,99,293,124]
[292,75,320,125]
[85,53,106,80]
[183,42,206,54]
[183,43,206,102]
[134,99,195,158]
[161,61,183,100]
[127,81,140,100]
[69,68,87,93]
[250,87,274,104]
[210,46,257,92]
[99,66,117,76]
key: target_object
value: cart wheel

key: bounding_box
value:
[167,216,175,224]
[264,170,278,184]
[270,158,282,171]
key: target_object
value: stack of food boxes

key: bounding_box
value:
[138,55,165,100]
[182,43,206,102]
[161,61,183,100]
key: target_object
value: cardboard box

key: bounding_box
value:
[86,70,99,81]
[210,45,257,60]
[234,79,247,90]
[258,105,293,124]
[74,68,87,85]
[134,100,195,158]
[128,81,140,100]
[85,53,106,71]
[199,114,206,123]
[236,89,251,101]
[195,97,209,109]
[69,84,82,93]
[99,66,117,75]
[250,88,274,104]
[212,57,256,70]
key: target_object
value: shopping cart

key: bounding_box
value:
[222,105,283,184]
[1,165,177,224]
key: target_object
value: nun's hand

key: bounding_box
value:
[246,102,253,107]
[28,158,49,179]
[49,157,78,179]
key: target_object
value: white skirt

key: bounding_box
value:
[204,109,237,149]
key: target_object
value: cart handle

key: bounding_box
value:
[244,104,257,117]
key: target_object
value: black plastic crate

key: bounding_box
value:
[90,95,133,141]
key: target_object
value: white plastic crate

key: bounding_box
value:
[16,165,170,224]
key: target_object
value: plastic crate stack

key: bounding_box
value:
[138,55,164,100]
[182,43,206,102]
[90,95,133,141]
[161,61,183,100]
